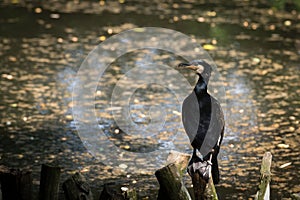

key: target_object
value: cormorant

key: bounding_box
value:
[177,60,224,184]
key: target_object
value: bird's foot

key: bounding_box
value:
[187,160,212,182]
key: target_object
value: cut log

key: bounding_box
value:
[99,184,137,200]
[189,161,219,200]
[0,166,32,200]
[190,174,219,200]
[99,184,124,200]
[63,172,93,200]
[155,163,191,200]
[166,150,191,176]
[255,152,272,200]
[124,187,137,200]
[190,170,207,200]
[39,164,61,200]
[205,173,218,200]
[121,186,137,200]
[292,193,300,200]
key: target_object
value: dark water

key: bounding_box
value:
[0,1,299,199]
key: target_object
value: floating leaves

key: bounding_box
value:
[99,35,106,41]
[0,1,299,199]
[2,74,13,80]
[279,162,292,169]
[50,13,60,19]
[277,143,289,148]
[119,163,128,169]
[34,7,42,14]
[284,20,292,26]
[203,44,216,51]
[259,123,279,132]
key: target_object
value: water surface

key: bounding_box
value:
[0,1,299,199]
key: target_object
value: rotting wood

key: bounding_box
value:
[99,184,124,200]
[0,165,32,200]
[166,151,218,200]
[189,164,219,200]
[190,170,207,200]
[63,172,94,200]
[155,163,191,200]
[166,150,191,176]
[39,164,61,200]
[255,152,272,200]
[99,184,137,200]
[205,172,218,200]
[121,186,137,200]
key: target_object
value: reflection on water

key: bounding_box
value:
[0,1,299,199]
[95,49,193,156]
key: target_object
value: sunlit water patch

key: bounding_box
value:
[0,2,299,199]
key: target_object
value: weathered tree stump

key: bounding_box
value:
[166,150,191,176]
[155,163,191,200]
[121,186,137,200]
[205,173,218,200]
[0,166,32,200]
[63,172,93,200]
[99,184,137,200]
[292,193,300,200]
[39,164,61,200]
[190,170,207,200]
[255,152,272,200]
[99,184,124,200]
[189,162,219,200]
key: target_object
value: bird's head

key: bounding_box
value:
[177,60,212,84]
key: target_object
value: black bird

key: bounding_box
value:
[177,60,224,184]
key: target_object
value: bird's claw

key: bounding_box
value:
[187,161,212,182]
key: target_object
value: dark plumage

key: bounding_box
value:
[178,60,224,184]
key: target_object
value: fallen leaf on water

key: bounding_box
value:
[80,167,89,173]
[279,162,292,169]
[203,44,216,50]
[119,164,128,169]
[252,57,261,65]
[277,144,289,148]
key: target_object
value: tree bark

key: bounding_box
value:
[166,150,191,176]
[155,163,191,200]
[205,173,218,200]
[255,152,272,200]
[63,172,93,200]
[39,164,61,200]
[0,166,32,200]
[190,170,207,200]
[99,184,124,200]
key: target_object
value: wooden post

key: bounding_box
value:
[123,188,137,200]
[63,172,93,200]
[99,184,124,200]
[155,163,191,200]
[205,173,218,200]
[39,164,61,200]
[190,170,207,200]
[189,164,219,200]
[0,166,32,200]
[291,193,300,200]
[121,186,137,200]
[255,152,272,200]
[99,184,137,200]
[166,150,191,176]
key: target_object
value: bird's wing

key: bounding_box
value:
[182,92,224,156]
[199,96,224,155]
[210,96,225,132]
[182,92,200,144]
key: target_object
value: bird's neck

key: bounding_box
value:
[194,76,207,96]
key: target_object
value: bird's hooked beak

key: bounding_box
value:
[177,62,204,74]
